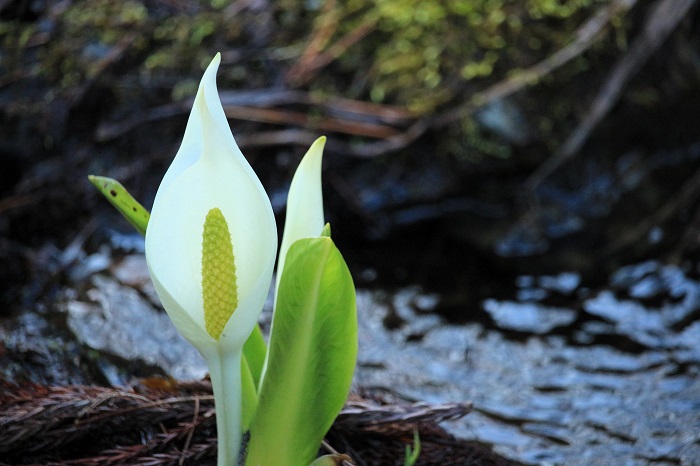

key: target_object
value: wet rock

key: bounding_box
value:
[67,249,111,284]
[515,287,549,301]
[0,311,92,385]
[107,230,145,253]
[495,222,549,257]
[65,274,207,382]
[110,253,160,304]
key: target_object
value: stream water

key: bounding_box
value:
[1,239,699,465]
[354,264,700,465]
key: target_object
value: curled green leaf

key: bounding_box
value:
[88,175,150,236]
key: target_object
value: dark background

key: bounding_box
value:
[2,0,700,317]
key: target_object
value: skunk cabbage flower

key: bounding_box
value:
[145,53,277,465]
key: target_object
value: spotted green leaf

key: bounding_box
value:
[88,175,149,236]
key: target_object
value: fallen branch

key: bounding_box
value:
[527,0,698,190]
[434,0,639,128]
[95,91,415,144]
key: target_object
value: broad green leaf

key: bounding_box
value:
[245,237,357,466]
[88,175,150,236]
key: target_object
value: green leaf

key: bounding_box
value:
[403,429,421,466]
[320,223,331,238]
[245,237,357,466]
[243,324,267,389]
[88,175,150,236]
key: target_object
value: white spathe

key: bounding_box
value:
[145,53,277,357]
[276,136,326,296]
[145,53,278,466]
[143,52,327,466]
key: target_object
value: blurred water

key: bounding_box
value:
[353,263,700,465]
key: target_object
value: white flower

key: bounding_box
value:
[145,53,277,466]
[145,53,277,356]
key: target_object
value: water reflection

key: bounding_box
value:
[354,261,700,465]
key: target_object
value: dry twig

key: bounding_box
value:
[527,0,699,190]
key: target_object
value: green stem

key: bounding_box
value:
[208,347,243,466]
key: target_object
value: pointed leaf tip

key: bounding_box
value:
[276,136,327,294]
[88,175,150,236]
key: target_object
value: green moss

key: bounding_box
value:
[0,0,625,161]
[283,0,608,113]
